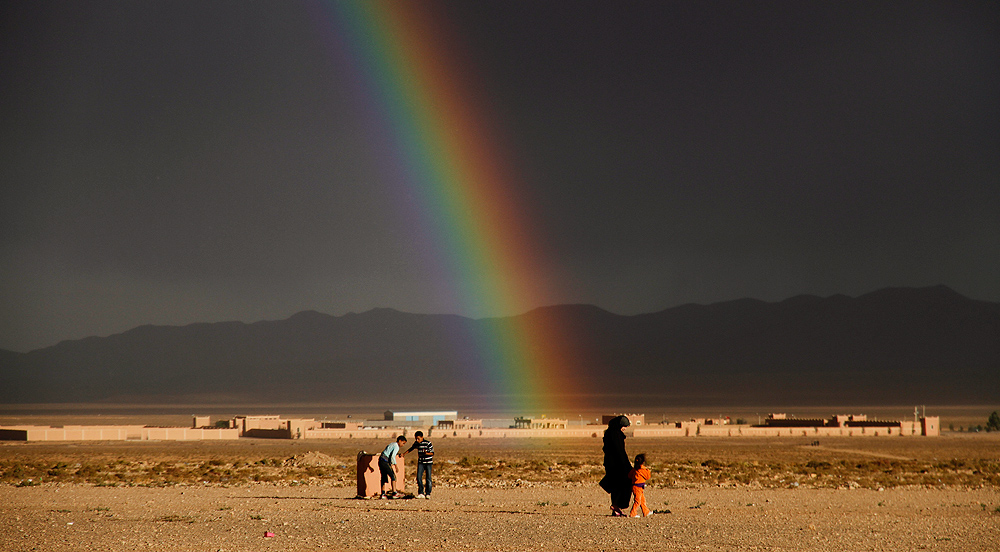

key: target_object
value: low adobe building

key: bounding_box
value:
[763,413,940,436]
[635,413,940,437]
[436,418,483,430]
[602,413,646,426]
[0,417,239,442]
[231,415,320,439]
[514,416,567,429]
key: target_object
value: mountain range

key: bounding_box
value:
[1,286,997,406]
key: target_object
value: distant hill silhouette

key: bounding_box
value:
[1,286,997,405]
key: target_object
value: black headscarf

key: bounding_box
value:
[599,415,631,510]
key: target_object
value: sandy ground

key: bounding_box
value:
[3,431,999,551]
[2,483,998,551]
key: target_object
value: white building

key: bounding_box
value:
[384,411,458,425]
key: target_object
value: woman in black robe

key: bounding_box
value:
[599,415,631,516]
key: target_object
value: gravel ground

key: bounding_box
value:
[3,483,998,551]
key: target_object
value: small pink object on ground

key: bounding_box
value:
[264,531,275,538]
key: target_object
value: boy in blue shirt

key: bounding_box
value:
[378,435,407,498]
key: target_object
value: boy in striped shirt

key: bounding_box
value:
[402,431,434,498]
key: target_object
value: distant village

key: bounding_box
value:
[0,409,939,442]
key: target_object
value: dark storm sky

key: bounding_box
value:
[1,1,998,352]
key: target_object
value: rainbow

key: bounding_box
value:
[311,1,581,414]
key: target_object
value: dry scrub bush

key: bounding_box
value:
[3,444,998,490]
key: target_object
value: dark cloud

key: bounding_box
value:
[1,1,997,351]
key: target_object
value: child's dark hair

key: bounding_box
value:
[633,453,646,469]
[397,435,407,442]
[414,431,424,438]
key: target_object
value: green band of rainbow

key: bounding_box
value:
[315,1,581,414]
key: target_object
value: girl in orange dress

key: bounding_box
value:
[628,453,652,517]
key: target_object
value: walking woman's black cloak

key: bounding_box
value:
[599,415,632,510]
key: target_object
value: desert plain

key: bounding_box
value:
[1,405,998,551]
[2,422,999,552]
